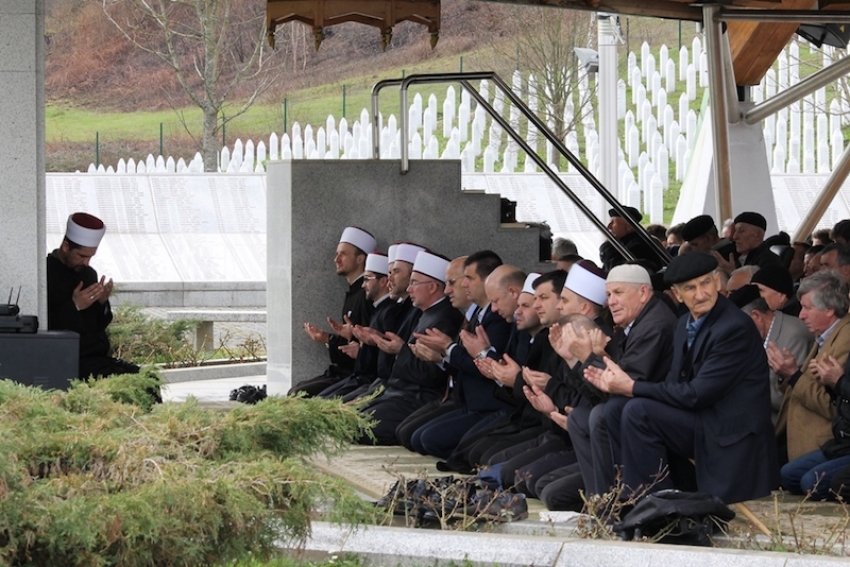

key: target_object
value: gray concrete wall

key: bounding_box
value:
[0,1,45,324]
[111,282,265,308]
[267,159,551,394]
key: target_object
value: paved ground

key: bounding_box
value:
[160,372,850,549]
[146,304,850,549]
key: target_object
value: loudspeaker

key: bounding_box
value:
[796,23,850,48]
[0,331,79,390]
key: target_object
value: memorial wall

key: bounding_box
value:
[47,169,849,291]
[46,173,267,284]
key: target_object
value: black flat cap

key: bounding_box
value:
[729,284,762,309]
[664,251,718,285]
[734,211,767,231]
[682,214,716,242]
[609,206,643,223]
[751,264,794,298]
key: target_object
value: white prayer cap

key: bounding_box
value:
[365,252,389,275]
[65,212,106,248]
[412,251,449,283]
[565,260,608,306]
[339,226,376,254]
[522,272,541,295]
[387,244,400,264]
[607,264,651,286]
[395,242,426,265]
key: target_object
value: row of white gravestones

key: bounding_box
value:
[83,40,848,221]
[753,43,850,173]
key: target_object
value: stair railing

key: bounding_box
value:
[371,71,671,268]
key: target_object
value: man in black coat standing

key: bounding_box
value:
[599,207,663,273]
[588,252,778,504]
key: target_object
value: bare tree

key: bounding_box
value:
[101,0,283,171]
[476,5,596,168]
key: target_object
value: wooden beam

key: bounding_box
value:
[725,0,816,85]
[480,0,703,20]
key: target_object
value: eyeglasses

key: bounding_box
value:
[408,280,430,287]
[363,275,381,281]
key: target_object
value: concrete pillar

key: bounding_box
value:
[0,1,45,324]
[672,103,778,234]
[597,14,620,203]
[266,161,293,396]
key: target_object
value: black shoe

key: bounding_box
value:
[456,490,528,522]
[422,477,480,521]
[436,460,477,475]
[375,479,429,516]
[233,384,267,404]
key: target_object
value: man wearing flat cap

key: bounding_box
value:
[714,212,780,275]
[47,212,138,380]
[681,214,737,261]
[599,207,663,273]
[586,252,778,504]
[751,264,801,317]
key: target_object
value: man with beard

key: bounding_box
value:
[47,212,137,379]
[317,252,401,399]
[290,226,376,396]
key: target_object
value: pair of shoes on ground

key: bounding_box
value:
[374,475,528,523]
[229,384,267,404]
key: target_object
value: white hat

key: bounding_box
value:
[565,261,608,306]
[339,226,376,254]
[522,272,541,295]
[387,244,400,264]
[65,213,105,248]
[412,251,449,283]
[395,243,426,265]
[607,264,651,286]
[365,252,389,275]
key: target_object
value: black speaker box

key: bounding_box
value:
[0,331,79,390]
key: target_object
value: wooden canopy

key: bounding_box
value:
[266,0,441,50]
[480,0,850,86]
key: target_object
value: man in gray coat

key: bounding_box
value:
[740,291,814,424]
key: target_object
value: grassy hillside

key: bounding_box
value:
[45,0,700,171]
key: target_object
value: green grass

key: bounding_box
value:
[46,47,495,146]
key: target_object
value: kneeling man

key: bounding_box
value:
[588,252,778,503]
[47,212,139,379]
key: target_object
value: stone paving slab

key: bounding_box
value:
[156,372,850,553]
[289,522,850,567]
[309,444,850,547]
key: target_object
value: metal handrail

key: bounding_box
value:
[370,71,671,268]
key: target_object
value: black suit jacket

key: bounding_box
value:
[631,294,779,503]
[742,241,781,269]
[385,298,464,399]
[579,295,677,388]
[448,306,513,413]
[353,296,403,381]
[327,276,374,374]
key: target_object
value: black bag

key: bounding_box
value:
[613,489,735,546]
